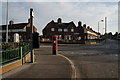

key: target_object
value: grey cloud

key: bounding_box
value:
[2,2,118,35]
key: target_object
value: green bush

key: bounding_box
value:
[1,42,29,50]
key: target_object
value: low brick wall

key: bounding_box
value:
[0,52,31,74]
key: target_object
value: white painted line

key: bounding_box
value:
[58,54,77,79]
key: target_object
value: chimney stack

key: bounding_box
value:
[78,21,82,26]
[90,28,92,30]
[87,26,90,29]
[9,20,14,25]
[83,24,86,28]
[57,18,62,23]
[28,18,31,23]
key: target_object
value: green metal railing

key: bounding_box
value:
[22,44,31,57]
[1,44,30,64]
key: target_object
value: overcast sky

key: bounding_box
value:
[1,0,119,35]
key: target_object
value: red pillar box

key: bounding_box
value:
[52,36,58,55]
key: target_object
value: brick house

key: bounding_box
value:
[0,19,37,42]
[77,22,100,40]
[42,18,100,40]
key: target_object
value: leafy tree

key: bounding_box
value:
[114,32,118,36]
[108,32,112,36]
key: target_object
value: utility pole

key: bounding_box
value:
[6,0,8,43]
[105,17,107,34]
[30,8,34,63]
[98,21,99,33]
[98,20,104,34]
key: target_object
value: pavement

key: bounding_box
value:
[2,45,72,79]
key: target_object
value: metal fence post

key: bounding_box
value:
[20,47,23,64]
[20,47,22,59]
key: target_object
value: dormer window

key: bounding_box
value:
[51,28,55,31]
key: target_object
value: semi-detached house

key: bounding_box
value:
[42,18,100,40]
[0,19,37,42]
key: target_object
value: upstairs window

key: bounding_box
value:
[64,29,68,32]
[58,28,62,32]
[51,28,55,31]
[71,29,74,32]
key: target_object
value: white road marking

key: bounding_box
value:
[58,54,77,79]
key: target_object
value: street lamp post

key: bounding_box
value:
[105,17,107,34]
[98,20,104,34]
[6,0,8,43]
[98,21,99,33]
[101,17,107,34]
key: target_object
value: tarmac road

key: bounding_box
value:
[58,39,119,78]
[2,39,119,79]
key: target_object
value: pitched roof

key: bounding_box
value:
[52,21,75,28]
[1,23,28,30]
[85,27,99,35]
[55,23,71,28]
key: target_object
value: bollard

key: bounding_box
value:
[52,36,58,55]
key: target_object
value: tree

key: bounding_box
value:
[108,32,112,35]
[108,32,113,39]
[114,32,118,36]
[113,32,119,39]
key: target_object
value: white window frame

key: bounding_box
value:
[58,35,62,40]
[58,28,62,32]
[64,29,68,32]
[51,28,55,31]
